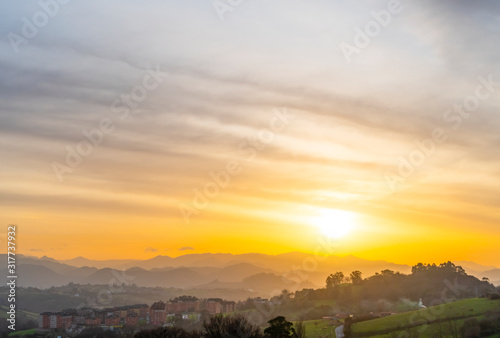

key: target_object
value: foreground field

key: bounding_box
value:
[350,298,500,337]
[301,319,337,338]
[7,329,37,337]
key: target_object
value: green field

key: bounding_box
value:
[350,298,500,337]
[7,329,37,337]
[300,319,339,338]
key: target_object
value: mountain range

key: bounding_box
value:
[2,253,498,294]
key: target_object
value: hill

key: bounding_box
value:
[349,298,500,337]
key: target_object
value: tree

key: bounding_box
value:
[134,327,198,338]
[278,289,292,303]
[350,271,363,285]
[380,269,395,276]
[203,314,263,338]
[411,262,426,274]
[264,316,296,338]
[326,272,344,289]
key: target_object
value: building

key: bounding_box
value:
[222,301,236,313]
[61,314,73,329]
[39,312,51,329]
[39,304,150,330]
[137,305,149,318]
[50,314,62,329]
[105,315,120,326]
[85,316,102,326]
[150,301,167,325]
[125,313,139,327]
[127,304,149,318]
[116,309,127,319]
[74,314,86,325]
[206,299,222,315]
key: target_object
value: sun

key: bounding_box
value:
[313,209,356,239]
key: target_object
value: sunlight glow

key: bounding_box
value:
[313,209,356,239]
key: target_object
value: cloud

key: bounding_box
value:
[30,248,44,252]
[179,247,195,251]
[0,0,499,260]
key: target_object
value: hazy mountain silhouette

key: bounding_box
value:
[4,253,499,289]
[454,260,499,272]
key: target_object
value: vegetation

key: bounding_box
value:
[135,326,200,338]
[294,321,306,338]
[203,314,263,338]
[264,316,296,337]
[348,298,500,337]
[134,314,304,338]
[6,329,36,337]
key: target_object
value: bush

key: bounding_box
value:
[489,293,500,300]
[135,327,199,338]
[203,314,264,338]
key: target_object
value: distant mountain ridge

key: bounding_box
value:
[453,260,499,272]
[2,253,498,291]
[59,252,413,274]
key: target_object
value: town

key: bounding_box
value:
[38,296,236,334]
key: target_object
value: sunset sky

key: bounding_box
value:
[1,1,499,266]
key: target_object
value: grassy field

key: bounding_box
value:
[7,329,37,337]
[300,319,338,338]
[350,298,500,337]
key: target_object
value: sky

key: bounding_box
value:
[0,0,499,266]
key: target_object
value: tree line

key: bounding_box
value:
[134,314,303,338]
